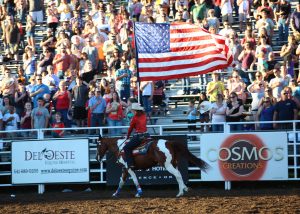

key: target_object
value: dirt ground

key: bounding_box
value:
[0,184,299,214]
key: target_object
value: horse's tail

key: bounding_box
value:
[173,140,210,172]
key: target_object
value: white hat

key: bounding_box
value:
[131,103,144,111]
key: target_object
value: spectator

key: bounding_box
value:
[43,65,60,95]
[3,106,20,137]
[37,47,54,74]
[280,35,297,76]
[88,88,107,134]
[40,28,57,53]
[30,75,50,108]
[51,112,65,138]
[82,37,99,71]
[28,0,44,23]
[57,0,72,22]
[52,45,71,79]
[206,72,225,102]
[106,91,126,136]
[46,1,59,36]
[14,83,30,117]
[3,15,20,60]
[140,80,154,116]
[0,67,19,102]
[237,0,249,32]
[227,71,247,103]
[153,80,166,115]
[273,87,298,130]
[71,35,84,59]
[238,41,256,82]
[25,15,36,51]
[0,96,12,115]
[269,67,285,101]
[23,46,36,78]
[31,97,50,129]
[187,100,197,133]
[116,61,132,102]
[81,60,96,85]
[226,92,245,131]
[219,20,235,39]
[276,0,291,43]
[72,77,88,128]
[197,92,210,132]
[255,36,273,72]
[256,96,275,130]
[220,0,233,27]
[190,0,207,24]
[210,93,227,132]
[20,102,32,136]
[206,9,220,32]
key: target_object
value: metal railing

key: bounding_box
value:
[0,120,299,193]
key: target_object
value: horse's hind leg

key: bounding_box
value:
[128,169,143,197]
[164,162,187,197]
[112,169,128,197]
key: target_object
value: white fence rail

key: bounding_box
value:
[0,120,299,193]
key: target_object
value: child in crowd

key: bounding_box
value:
[187,100,197,133]
[3,106,20,138]
[51,112,65,138]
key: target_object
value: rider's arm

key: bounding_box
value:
[127,116,136,139]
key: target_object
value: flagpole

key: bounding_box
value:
[133,21,141,104]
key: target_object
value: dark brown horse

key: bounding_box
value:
[96,135,209,197]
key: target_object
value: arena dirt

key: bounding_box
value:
[0,184,299,214]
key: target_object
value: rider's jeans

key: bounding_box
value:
[124,135,142,167]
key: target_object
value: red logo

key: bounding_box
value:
[218,134,268,180]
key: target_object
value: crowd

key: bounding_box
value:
[0,0,299,137]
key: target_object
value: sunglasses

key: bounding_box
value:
[230,96,236,99]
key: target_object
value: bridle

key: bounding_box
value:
[96,139,120,163]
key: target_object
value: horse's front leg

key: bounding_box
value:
[128,169,143,197]
[112,168,128,197]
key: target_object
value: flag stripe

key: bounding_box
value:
[135,22,232,81]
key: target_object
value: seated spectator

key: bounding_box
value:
[226,92,245,131]
[3,106,20,138]
[210,93,227,132]
[51,112,65,138]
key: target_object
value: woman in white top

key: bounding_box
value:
[210,93,227,132]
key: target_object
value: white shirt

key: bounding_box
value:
[3,112,20,130]
[211,102,227,123]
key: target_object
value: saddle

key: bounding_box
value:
[121,137,154,156]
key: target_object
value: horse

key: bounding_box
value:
[96,135,209,197]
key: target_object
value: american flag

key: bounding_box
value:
[134,22,233,81]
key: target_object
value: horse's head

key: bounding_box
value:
[96,134,108,162]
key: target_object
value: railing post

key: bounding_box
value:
[37,129,45,194]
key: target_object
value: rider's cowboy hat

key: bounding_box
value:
[131,103,144,111]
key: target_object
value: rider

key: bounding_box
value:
[124,103,149,168]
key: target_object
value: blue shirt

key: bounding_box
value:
[32,84,50,107]
[116,68,131,85]
[88,96,107,113]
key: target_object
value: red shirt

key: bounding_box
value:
[52,122,65,135]
[127,113,147,138]
[55,91,70,110]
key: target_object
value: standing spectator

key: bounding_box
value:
[237,0,249,32]
[51,112,65,138]
[140,80,154,116]
[269,67,285,101]
[106,91,126,136]
[153,80,166,115]
[52,81,72,127]
[82,37,99,71]
[220,0,233,27]
[30,75,50,107]
[219,20,235,39]
[25,15,36,50]
[197,92,210,132]
[88,88,107,134]
[247,71,267,112]
[187,100,197,134]
[20,102,32,136]
[238,41,256,82]
[57,0,72,22]
[227,71,247,103]
[28,0,44,23]
[256,96,274,130]
[52,45,71,79]
[255,9,275,40]
[3,15,20,60]
[116,61,132,102]
[210,93,227,132]
[273,87,298,130]
[40,28,57,53]
[206,9,220,32]
[226,92,245,131]
[14,83,30,117]
[31,97,50,129]
[280,35,297,77]
[72,77,89,128]
[43,65,60,95]
[190,0,207,24]
[46,1,59,36]
[0,67,19,102]
[15,0,27,23]
[23,46,36,78]
[81,60,96,84]
[276,0,291,43]
[37,47,54,74]
[206,72,225,102]
[3,106,20,138]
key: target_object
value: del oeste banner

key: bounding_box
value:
[200,133,288,181]
[12,139,89,184]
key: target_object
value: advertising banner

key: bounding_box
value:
[106,135,188,186]
[12,139,89,184]
[200,133,288,181]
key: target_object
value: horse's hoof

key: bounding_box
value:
[135,189,143,198]
[112,192,119,197]
[183,187,189,193]
[176,192,184,197]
